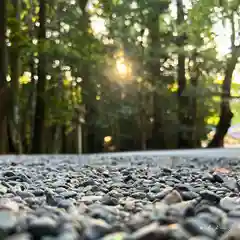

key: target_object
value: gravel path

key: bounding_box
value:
[0,155,240,239]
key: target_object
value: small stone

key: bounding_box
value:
[102,195,118,206]
[199,190,220,203]
[0,199,19,212]
[3,171,16,178]
[42,228,79,240]
[213,172,224,183]
[181,191,199,201]
[183,217,217,239]
[16,191,35,199]
[131,192,146,199]
[28,216,58,237]
[150,185,161,193]
[175,184,192,192]
[25,197,43,206]
[81,195,103,202]
[162,168,172,174]
[131,222,169,240]
[5,233,31,240]
[57,199,74,210]
[102,232,128,240]
[0,211,17,237]
[220,197,240,211]
[223,178,237,191]
[81,179,96,187]
[202,173,214,182]
[108,189,123,198]
[161,190,182,205]
[168,224,191,240]
[155,187,173,200]
[32,189,45,197]
[0,184,8,194]
[125,200,135,211]
[84,218,112,239]
[189,237,213,240]
[62,191,77,199]
[220,224,240,240]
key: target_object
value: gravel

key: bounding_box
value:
[0,155,240,239]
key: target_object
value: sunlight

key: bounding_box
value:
[88,0,107,36]
[88,0,239,81]
[104,136,112,143]
[116,60,128,76]
[213,21,232,58]
[89,0,233,60]
[90,16,107,36]
[233,71,240,84]
[115,58,132,78]
[214,71,240,85]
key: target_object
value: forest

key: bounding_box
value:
[0,0,240,154]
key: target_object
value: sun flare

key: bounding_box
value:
[116,60,129,76]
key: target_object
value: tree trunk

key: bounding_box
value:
[208,46,240,147]
[189,52,200,148]
[147,6,165,149]
[208,12,239,148]
[61,125,67,153]
[77,0,100,153]
[8,0,22,154]
[176,0,190,149]
[31,0,47,153]
[0,0,8,154]
[20,0,36,153]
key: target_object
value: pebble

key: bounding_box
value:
[28,216,58,237]
[183,217,217,238]
[220,196,240,211]
[0,211,17,237]
[220,223,240,240]
[0,155,239,239]
[199,190,221,203]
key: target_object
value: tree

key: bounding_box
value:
[0,0,239,154]
[0,0,8,154]
[208,2,240,147]
[208,45,240,147]
[32,0,47,153]
[176,0,189,148]
[8,0,22,153]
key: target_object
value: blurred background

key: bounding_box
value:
[0,0,239,154]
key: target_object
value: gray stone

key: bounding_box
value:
[28,216,58,237]
[5,233,31,240]
[131,222,169,240]
[220,197,240,211]
[183,217,217,239]
[0,184,8,194]
[199,190,220,203]
[61,191,77,199]
[161,190,182,205]
[220,224,240,240]
[0,211,17,237]
[84,218,112,239]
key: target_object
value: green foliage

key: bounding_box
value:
[3,0,240,153]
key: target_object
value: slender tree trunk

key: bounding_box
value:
[78,0,99,153]
[32,0,47,153]
[208,46,240,147]
[61,125,67,153]
[0,0,8,154]
[208,13,239,148]
[8,0,22,154]
[189,52,200,148]
[176,0,190,148]
[147,8,165,149]
[20,0,36,153]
